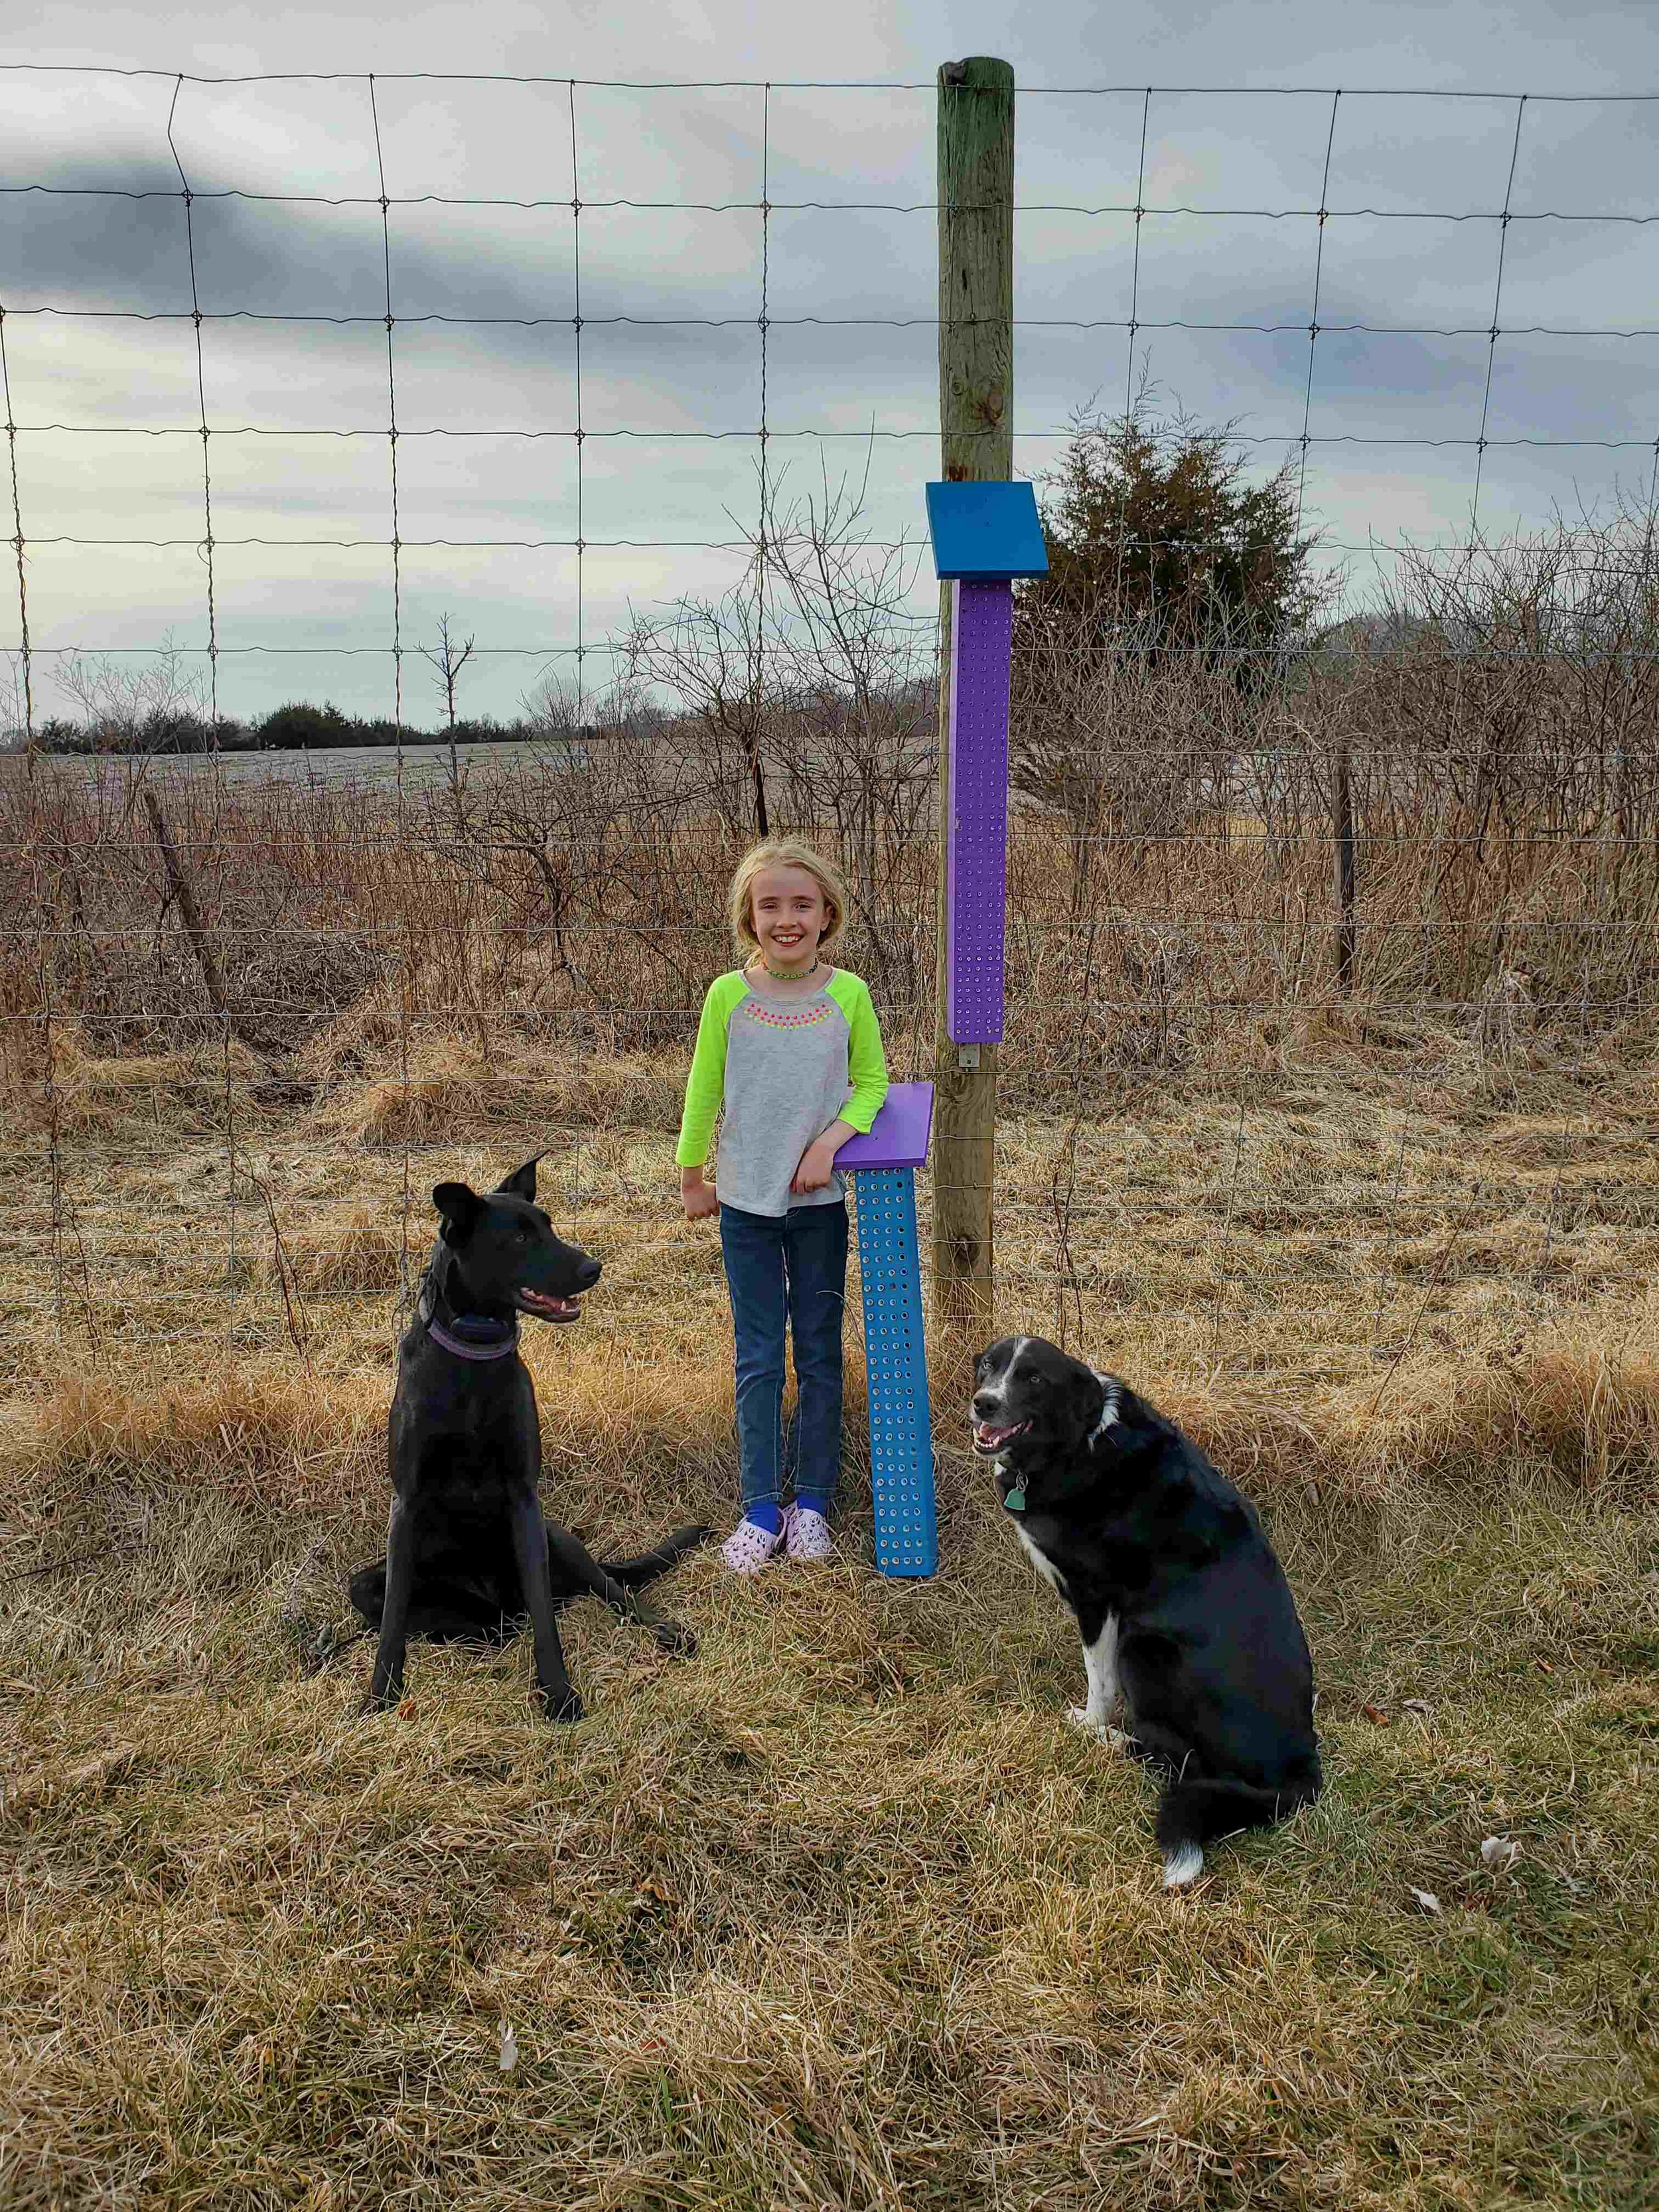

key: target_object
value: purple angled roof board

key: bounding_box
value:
[946,579,1012,1043]
[836,1080,935,1171]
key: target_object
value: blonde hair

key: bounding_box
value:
[727,839,850,958]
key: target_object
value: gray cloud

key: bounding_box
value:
[5,24,1659,725]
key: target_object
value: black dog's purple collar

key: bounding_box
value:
[427,1315,519,1361]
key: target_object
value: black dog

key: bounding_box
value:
[972,1336,1321,1886]
[353,1157,708,1720]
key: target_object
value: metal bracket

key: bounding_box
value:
[957,1043,980,1069]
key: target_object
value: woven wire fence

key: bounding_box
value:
[4,69,1658,1374]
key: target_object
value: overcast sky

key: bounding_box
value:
[4,0,1658,729]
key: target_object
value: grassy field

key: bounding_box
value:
[3,1014,1657,2209]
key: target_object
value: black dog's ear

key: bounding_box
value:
[494,1154,545,1202]
[432,1181,482,1243]
[1072,1364,1110,1437]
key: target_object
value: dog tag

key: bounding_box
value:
[1003,1485,1026,1513]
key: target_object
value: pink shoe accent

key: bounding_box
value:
[721,1515,785,1576]
[783,1504,834,1562]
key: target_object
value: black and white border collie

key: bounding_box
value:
[972,1335,1322,1887]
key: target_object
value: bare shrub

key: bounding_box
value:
[4,496,1659,1104]
[54,633,214,753]
[1011,586,1252,887]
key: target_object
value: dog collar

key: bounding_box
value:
[427,1314,519,1361]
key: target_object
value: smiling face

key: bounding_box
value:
[748,863,831,974]
[970,1336,1112,1497]
[431,1157,601,1325]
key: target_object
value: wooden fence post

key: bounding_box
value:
[143,787,232,1021]
[932,54,1013,1339]
[143,786,270,1053]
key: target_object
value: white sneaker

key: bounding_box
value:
[721,1515,785,1576]
[782,1504,834,1562]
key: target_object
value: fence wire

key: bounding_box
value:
[3,70,1658,1382]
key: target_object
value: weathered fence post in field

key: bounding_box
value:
[1332,731,1357,994]
[142,786,270,1055]
[142,787,232,1022]
[932,54,1013,1337]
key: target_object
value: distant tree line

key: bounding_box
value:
[13,701,573,757]
[3,623,595,756]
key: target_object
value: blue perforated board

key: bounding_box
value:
[946,578,1013,1043]
[851,1167,937,1577]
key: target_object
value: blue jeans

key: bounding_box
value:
[719,1200,848,1512]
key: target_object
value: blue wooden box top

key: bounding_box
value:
[837,1081,934,1171]
[924,480,1049,581]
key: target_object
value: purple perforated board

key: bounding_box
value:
[946,578,1013,1044]
[835,1082,934,1172]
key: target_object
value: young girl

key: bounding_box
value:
[677,840,889,1573]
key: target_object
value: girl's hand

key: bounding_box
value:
[682,1169,719,1222]
[790,1137,839,1195]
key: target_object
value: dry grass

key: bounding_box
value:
[8,535,1659,2202]
[3,1019,1657,2209]
[9,741,1659,1086]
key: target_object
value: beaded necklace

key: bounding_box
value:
[750,953,822,986]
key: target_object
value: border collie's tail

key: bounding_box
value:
[602,1524,714,1589]
[1155,1771,1321,1888]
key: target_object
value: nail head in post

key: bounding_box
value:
[924,480,1048,583]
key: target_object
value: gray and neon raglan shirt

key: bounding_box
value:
[675,968,889,1218]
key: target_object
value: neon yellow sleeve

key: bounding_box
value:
[675,973,747,1167]
[828,972,889,1134]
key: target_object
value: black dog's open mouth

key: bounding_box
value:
[518,1290,585,1323]
[972,1419,1030,1455]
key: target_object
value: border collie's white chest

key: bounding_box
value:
[1010,1511,1069,1604]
